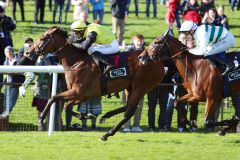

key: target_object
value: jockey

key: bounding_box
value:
[178,20,235,76]
[67,20,120,70]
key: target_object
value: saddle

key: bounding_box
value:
[91,52,129,96]
[207,51,240,76]
[91,52,129,79]
[213,51,240,97]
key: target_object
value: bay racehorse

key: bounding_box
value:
[138,30,240,135]
[19,26,165,140]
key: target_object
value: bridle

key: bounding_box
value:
[149,36,187,62]
[149,37,169,62]
[34,28,67,56]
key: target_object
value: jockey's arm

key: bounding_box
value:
[72,31,97,51]
[189,29,208,55]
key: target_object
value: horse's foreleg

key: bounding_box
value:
[99,89,130,124]
[178,93,199,103]
[204,98,221,131]
[38,89,77,131]
[175,101,190,129]
[38,96,62,131]
[175,94,199,107]
[100,93,141,141]
[64,100,86,120]
[100,110,135,141]
[99,105,127,124]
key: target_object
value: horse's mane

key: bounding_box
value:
[167,35,205,59]
[46,26,69,38]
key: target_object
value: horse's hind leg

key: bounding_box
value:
[204,98,221,131]
[175,93,199,106]
[99,105,127,124]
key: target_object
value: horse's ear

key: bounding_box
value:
[155,36,162,44]
[163,28,170,37]
[163,28,173,38]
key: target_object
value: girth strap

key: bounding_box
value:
[100,75,108,96]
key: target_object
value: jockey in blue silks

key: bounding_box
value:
[178,21,235,76]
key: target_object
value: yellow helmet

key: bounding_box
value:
[71,20,87,31]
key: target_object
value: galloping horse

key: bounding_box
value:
[139,30,240,134]
[20,26,165,141]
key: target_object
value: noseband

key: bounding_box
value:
[35,32,55,55]
[149,37,187,62]
[150,38,169,62]
[34,28,66,56]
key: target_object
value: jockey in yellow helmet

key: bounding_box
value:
[67,20,120,70]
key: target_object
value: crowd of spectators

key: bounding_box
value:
[0,0,239,133]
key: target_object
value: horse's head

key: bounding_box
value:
[138,29,187,65]
[24,26,68,62]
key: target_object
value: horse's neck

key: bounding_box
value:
[175,54,204,81]
[58,46,89,67]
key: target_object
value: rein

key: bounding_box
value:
[54,42,68,55]
[169,49,186,60]
[34,37,51,55]
[149,37,190,82]
[64,61,82,71]
[151,38,187,61]
[35,29,67,56]
[33,28,86,72]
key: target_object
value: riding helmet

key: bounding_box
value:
[71,20,87,31]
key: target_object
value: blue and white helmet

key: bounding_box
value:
[178,21,198,32]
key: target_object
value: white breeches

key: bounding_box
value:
[87,40,120,55]
[205,32,235,56]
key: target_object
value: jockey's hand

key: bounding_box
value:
[66,37,73,45]
[180,46,189,52]
[19,86,26,97]
[32,85,41,96]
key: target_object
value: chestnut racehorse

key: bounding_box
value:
[20,27,165,140]
[139,30,240,134]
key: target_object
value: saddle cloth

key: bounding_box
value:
[222,51,240,97]
[97,52,129,80]
[93,52,129,96]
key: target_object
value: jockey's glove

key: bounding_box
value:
[180,46,189,52]
[19,85,26,97]
[66,37,73,45]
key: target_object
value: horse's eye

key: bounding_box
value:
[152,44,159,48]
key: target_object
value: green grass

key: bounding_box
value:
[0,132,240,160]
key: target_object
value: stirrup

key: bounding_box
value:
[103,65,114,75]
[222,66,233,76]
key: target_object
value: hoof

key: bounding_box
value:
[99,136,107,141]
[99,118,105,124]
[217,130,226,136]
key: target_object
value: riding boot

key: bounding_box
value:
[213,56,234,76]
[90,51,115,72]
